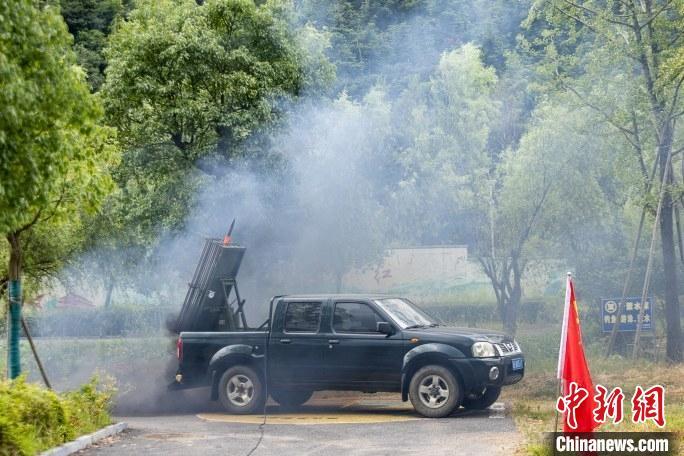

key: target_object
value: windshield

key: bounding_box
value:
[374,298,437,329]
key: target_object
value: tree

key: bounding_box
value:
[0,0,116,377]
[387,43,626,335]
[0,215,90,302]
[103,0,333,175]
[480,102,622,335]
[297,0,531,97]
[525,0,684,361]
[59,0,129,91]
[91,0,334,300]
[390,44,498,245]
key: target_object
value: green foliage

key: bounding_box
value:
[103,0,331,164]
[391,44,498,244]
[0,212,89,297]
[0,0,116,236]
[60,0,123,36]
[524,0,684,361]
[90,0,334,292]
[62,377,114,434]
[299,0,530,96]
[59,0,127,91]
[0,377,113,455]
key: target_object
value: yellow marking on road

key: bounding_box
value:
[197,412,418,425]
[144,433,205,442]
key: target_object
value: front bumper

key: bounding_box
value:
[450,355,524,393]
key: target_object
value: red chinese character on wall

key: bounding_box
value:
[556,381,589,430]
[631,385,665,427]
[593,385,624,424]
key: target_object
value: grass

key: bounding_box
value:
[0,336,172,387]
[0,376,114,455]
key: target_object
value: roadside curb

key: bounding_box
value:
[40,422,128,456]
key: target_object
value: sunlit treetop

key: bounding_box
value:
[102,0,334,173]
[0,0,117,235]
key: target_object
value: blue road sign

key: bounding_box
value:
[601,297,653,333]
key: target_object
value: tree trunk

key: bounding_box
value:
[503,255,522,337]
[480,258,506,323]
[104,279,115,308]
[6,232,22,379]
[655,124,682,362]
[495,287,506,326]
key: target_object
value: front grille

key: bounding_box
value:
[495,341,521,356]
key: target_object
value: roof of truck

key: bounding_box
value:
[278,293,401,300]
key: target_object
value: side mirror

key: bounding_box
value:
[377,321,394,335]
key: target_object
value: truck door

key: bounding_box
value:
[268,300,328,387]
[322,300,404,388]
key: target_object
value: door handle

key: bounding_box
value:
[328,339,340,345]
[280,339,291,344]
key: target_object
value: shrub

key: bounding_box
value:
[0,377,113,455]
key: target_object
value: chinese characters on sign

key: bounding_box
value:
[600,297,653,333]
[557,383,666,430]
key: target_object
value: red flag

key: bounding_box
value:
[556,274,600,433]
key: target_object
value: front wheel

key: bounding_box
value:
[270,389,313,408]
[218,365,265,414]
[462,386,501,410]
[409,365,462,418]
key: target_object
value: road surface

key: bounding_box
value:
[80,393,521,456]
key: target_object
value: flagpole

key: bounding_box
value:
[554,272,572,436]
[553,377,562,456]
[554,378,562,431]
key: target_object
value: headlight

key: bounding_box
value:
[471,341,497,358]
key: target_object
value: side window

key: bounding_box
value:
[284,302,322,332]
[333,302,383,333]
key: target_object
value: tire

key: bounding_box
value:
[409,365,462,418]
[270,389,313,408]
[218,365,265,414]
[462,386,501,410]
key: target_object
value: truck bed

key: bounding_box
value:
[178,330,268,387]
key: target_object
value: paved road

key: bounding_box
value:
[81,393,521,456]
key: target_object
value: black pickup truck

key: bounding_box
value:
[172,294,525,418]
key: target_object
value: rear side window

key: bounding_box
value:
[333,302,383,333]
[284,302,322,332]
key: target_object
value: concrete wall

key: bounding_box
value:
[343,245,469,292]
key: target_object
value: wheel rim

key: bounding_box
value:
[226,374,254,407]
[418,374,450,409]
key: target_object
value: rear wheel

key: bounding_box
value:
[409,365,462,418]
[462,386,501,410]
[270,389,313,408]
[218,365,265,414]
